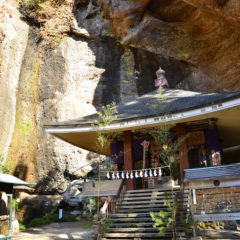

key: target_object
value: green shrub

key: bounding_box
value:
[19,219,27,230]
[0,153,10,174]
[27,213,78,228]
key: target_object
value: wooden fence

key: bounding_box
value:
[190,185,240,222]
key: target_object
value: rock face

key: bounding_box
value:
[0,0,240,193]
[99,0,240,91]
[0,0,29,156]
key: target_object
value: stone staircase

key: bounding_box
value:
[102,186,190,240]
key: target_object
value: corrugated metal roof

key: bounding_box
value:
[184,163,240,182]
[81,179,122,198]
[44,89,240,127]
[0,173,35,185]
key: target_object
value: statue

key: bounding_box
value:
[155,67,169,88]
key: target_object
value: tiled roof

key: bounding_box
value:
[45,89,240,127]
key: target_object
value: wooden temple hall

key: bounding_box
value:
[45,70,240,223]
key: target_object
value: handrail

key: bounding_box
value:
[97,180,126,240]
[101,196,112,218]
[101,179,126,218]
[115,179,126,213]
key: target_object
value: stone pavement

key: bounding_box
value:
[12,222,97,240]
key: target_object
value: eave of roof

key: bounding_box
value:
[44,89,240,155]
[0,173,36,186]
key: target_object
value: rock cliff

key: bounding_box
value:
[0,0,239,193]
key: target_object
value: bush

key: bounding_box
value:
[19,219,27,230]
[26,213,78,228]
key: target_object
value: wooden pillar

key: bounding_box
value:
[176,123,189,183]
[123,131,134,190]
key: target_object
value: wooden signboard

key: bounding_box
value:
[187,131,205,146]
[148,177,155,188]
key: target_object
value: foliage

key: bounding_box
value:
[26,213,78,228]
[12,199,21,212]
[178,52,190,59]
[150,192,177,236]
[148,119,188,238]
[0,152,10,174]
[99,213,113,234]
[19,218,27,230]
[21,119,32,136]
[82,199,112,233]
[149,123,178,168]
[92,102,118,151]
[91,103,118,237]
[93,102,118,128]
[19,0,46,12]
[83,198,97,221]
[179,212,195,235]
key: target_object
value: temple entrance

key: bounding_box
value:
[188,148,202,169]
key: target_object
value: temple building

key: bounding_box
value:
[44,68,240,225]
[44,85,240,186]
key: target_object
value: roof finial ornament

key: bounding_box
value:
[155,66,169,89]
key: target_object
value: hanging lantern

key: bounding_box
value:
[135,171,138,178]
[149,169,153,177]
[140,170,143,178]
[112,172,115,179]
[116,172,120,179]
[126,172,129,179]
[130,172,134,179]
[144,170,148,178]
[154,169,157,177]
[106,172,110,179]
[121,172,125,179]
[158,168,162,176]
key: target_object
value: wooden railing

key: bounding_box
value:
[100,180,126,217]
[98,180,126,240]
[100,196,112,218]
[114,179,126,213]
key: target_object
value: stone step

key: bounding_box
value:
[119,203,188,209]
[124,194,188,201]
[117,207,188,213]
[108,227,186,233]
[111,222,155,227]
[109,211,188,218]
[111,217,154,223]
[126,186,180,194]
[121,198,188,205]
[102,188,190,240]
[124,192,189,197]
[110,212,152,218]
[108,227,158,232]
[104,232,171,238]
[101,238,170,240]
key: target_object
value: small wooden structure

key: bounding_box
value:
[0,173,35,240]
[185,164,240,222]
[81,179,125,214]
